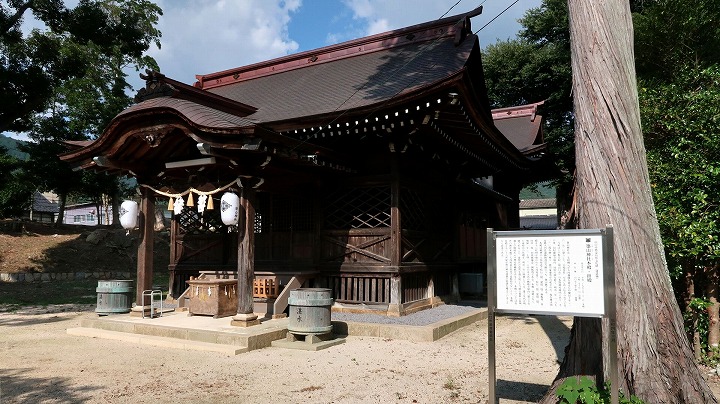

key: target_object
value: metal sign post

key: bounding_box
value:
[487,226,617,404]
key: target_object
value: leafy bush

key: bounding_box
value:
[555,376,644,404]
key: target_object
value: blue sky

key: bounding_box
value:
[7,0,541,141]
[145,0,541,86]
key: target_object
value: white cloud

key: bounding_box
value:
[145,0,301,86]
[339,0,541,44]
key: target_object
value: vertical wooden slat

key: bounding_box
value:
[358,277,364,302]
[340,276,346,300]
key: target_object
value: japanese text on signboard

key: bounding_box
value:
[495,234,604,316]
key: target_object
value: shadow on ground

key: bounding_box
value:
[0,368,100,403]
[497,379,549,402]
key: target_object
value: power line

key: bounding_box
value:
[475,0,520,34]
[289,1,477,153]
[439,0,464,19]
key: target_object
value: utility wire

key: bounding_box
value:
[475,0,520,34]
[439,0,464,19]
[289,0,521,155]
[288,1,475,153]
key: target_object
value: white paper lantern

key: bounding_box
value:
[119,200,139,230]
[220,192,240,226]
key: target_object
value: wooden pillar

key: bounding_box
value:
[167,218,178,299]
[131,188,154,316]
[388,155,403,316]
[231,187,260,327]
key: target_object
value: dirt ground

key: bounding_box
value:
[0,305,566,403]
[0,306,718,404]
[2,223,720,403]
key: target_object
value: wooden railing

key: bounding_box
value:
[327,274,391,304]
[401,272,431,304]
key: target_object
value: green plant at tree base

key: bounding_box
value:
[555,376,645,404]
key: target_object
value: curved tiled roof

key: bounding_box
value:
[205,37,474,124]
[119,97,257,129]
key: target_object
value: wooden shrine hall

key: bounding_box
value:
[61,6,553,323]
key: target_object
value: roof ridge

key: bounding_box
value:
[491,101,544,121]
[134,70,257,117]
[195,6,483,90]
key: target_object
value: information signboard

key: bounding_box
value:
[487,227,617,404]
[495,231,605,317]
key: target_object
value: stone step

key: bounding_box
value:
[67,327,248,355]
[77,315,289,351]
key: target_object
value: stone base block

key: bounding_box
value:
[271,332,345,351]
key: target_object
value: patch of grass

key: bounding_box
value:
[0,279,98,307]
[443,377,457,390]
[0,273,169,308]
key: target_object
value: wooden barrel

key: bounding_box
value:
[288,288,334,335]
[95,280,133,315]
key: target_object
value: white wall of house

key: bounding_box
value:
[63,204,114,226]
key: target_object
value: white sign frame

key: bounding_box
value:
[487,226,617,404]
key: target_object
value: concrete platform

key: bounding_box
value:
[67,306,487,355]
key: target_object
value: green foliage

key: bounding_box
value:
[0,134,29,160]
[634,0,720,81]
[555,377,645,404]
[682,297,720,365]
[2,1,162,222]
[640,65,720,270]
[0,146,34,218]
[0,0,162,133]
[482,0,574,182]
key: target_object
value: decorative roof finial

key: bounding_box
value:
[134,70,177,103]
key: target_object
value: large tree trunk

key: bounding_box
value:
[54,192,66,227]
[542,1,716,402]
[111,191,121,227]
[154,204,167,231]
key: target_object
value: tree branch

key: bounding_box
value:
[1,1,34,35]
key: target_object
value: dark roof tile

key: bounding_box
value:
[206,37,473,124]
[120,97,256,129]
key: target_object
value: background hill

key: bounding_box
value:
[0,134,29,160]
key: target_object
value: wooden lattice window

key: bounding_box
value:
[256,193,314,233]
[400,187,426,230]
[177,205,227,234]
[324,187,391,229]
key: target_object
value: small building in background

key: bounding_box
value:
[519,198,557,230]
[63,202,114,226]
[23,192,59,223]
[22,191,115,226]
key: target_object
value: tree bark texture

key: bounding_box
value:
[55,192,66,226]
[549,0,717,402]
[154,205,167,231]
